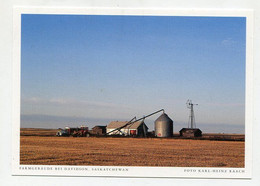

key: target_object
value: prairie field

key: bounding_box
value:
[20,128,57,136]
[20,130,244,167]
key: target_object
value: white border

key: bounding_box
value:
[12,7,254,178]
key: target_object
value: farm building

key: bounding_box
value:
[179,128,202,137]
[106,121,148,137]
[90,125,106,135]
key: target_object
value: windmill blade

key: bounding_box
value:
[186,99,191,108]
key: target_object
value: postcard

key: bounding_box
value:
[12,7,253,178]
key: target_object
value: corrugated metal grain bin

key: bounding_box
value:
[155,113,173,137]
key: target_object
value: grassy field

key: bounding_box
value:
[20,128,58,136]
[20,132,245,167]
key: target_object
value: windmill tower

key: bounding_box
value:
[186,99,198,129]
[179,99,202,138]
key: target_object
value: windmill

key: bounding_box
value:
[179,99,202,138]
[186,99,198,129]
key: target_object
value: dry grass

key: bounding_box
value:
[20,128,57,136]
[20,136,244,167]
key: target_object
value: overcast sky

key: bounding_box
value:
[21,15,246,133]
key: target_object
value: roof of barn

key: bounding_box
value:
[179,128,202,132]
[107,121,148,130]
[92,125,106,129]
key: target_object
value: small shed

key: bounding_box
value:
[179,128,202,137]
[91,125,106,135]
[106,121,148,137]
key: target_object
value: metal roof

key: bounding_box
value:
[107,121,148,130]
[155,113,173,122]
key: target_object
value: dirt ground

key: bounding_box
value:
[20,136,244,167]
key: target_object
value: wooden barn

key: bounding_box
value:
[179,128,202,137]
[106,121,148,137]
[90,125,106,135]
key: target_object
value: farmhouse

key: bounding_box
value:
[91,125,106,135]
[179,128,202,137]
[106,121,148,137]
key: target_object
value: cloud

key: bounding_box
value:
[221,38,236,47]
[23,97,43,103]
[205,102,244,107]
[49,98,68,104]
[21,97,137,119]
[22,97,130,109]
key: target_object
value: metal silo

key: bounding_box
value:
[155,113,173,137]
